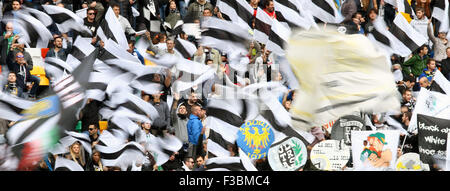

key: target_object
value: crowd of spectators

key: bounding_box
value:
[0,0,449,171]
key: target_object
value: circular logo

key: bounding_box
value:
[237,120,275,159]
[268,137,307,171]
[337,26,347,34]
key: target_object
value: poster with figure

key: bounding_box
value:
[310,140,350,171]
[351,130,400,170]
[417,114,450,165]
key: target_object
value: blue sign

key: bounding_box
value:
[21,95,60,120]
[237,120,275,159]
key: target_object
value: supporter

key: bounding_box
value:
[163,0,182,37]
[161,151,183,171]
[65,141,87,169]
[254,47,273,83]
[364,8,377,34]
[247,40,262,65]
[86,150,106,171]
[392,63,403,83]
[7,51,40,99]
[441,47,450,80]
[263,0,275,19]
[183,91,203,116]
[162,38,176,55]
[171,92,189,148]
[109,0,135,22]
[194,155,205,171]
[187,0,213,19]
[410,7,429,44]
[419,76,445,93]
[150,92,171,132]
[427,20,450,62]
[78,99,101,132]
[45,35,72,61]
[84,7,100,38]
[249,0,260,17]
[414,0,431,19]
[397,75,415,95]
[111,3,136,37]
[418,58,437,82]
[193,46,222,74]
[150,69,172,102]
[2,22,19,56]
[187,104,203,158]
[181,156,194,171]
[86,123,100,148]
[88,0,105,23]
[402,45,429,79]
[127,38,145,64]
[154,33,168,54]
[401,89,415,112]
[202,7,212,17]
[3,72,24,98]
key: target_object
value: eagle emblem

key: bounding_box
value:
[237,120,274,159]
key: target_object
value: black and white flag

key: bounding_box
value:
[0,92,35,122]
[54,157,85,171]
[216,0,254,31]
[274,0,312,30]
[304,0,344,23]
[42,5,92,36]
[97,7,128,50]
[95,141,146,171]
[174,38,197,59]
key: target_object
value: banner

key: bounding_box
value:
[395,152,430,171]
[408,89,450,133]
[310,140,350,171]
[330,115,366,146]
[267,137,307,171]
[237,120,275,159]
[351,130,400,170]
[417,114,450,164]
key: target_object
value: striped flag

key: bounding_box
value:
[200,16,252,57]
[216,0,254,31]
[95,141,146,171]
[265,18,292,55]
[6,94,61,170]
[42,5,92,36]
[254,6,273,45]
[22,6,53,27]
[368,15,427,57]
[44,57,73,83]
[431,0,448,34]
[174,38,197,59]
[0,92,35,122]
[205,156,249,171]
[54,156,85,171]
[304,0,344,23]
[3,11,53,48]
[97,7,128,50]
[66,36,97,69]
[273,0,312,30]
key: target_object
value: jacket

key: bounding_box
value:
[187,114,202,145]
[45,42,73,61]
[402,54,428,78]
[187,0,214,19]
[428,24,450,62]
[171,105,189,143]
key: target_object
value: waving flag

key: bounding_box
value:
[42,5,92,36]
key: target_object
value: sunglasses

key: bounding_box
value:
[89,128,96,131]
[16,55,24,58]
[88,12,96,15]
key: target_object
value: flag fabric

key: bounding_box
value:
[431,0,448,33]
[396,0,415,22]
[273,0,312,30]
[254,7,274,45]
[174,38,197,59]
[287,30,400,129]
[3,11,53,48]
[6,94,61,170]
[200,16,252,58]
[216,0,254,31]
[42,5,92,36]
[95,141,146,171]
[44,57,73,83]
[416,114,450,164]
[66,36,97,69]
[265,18,292,55]
[97,7,129,50]
[21,6,53,27]
[54,156,85,171]
[367,16,427,57]
[304,0,344,24]
[0,92,35,122]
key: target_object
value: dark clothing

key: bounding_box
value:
[84,17,100,37]
[161,158,183,171]
[441,58,450,80]
[80,100,102,132]
[3,83,24,98]
[45,43,73,61]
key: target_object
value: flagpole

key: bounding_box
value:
[400,134,407,152]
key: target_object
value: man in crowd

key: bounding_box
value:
[440,47,450,80]
[187,0,214,19]
[402,45,429,79]
[3,71,23,98]
[45,36,72,61]
[7,51,40,99]
[187,104,203,158]
[112,3,136,36]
